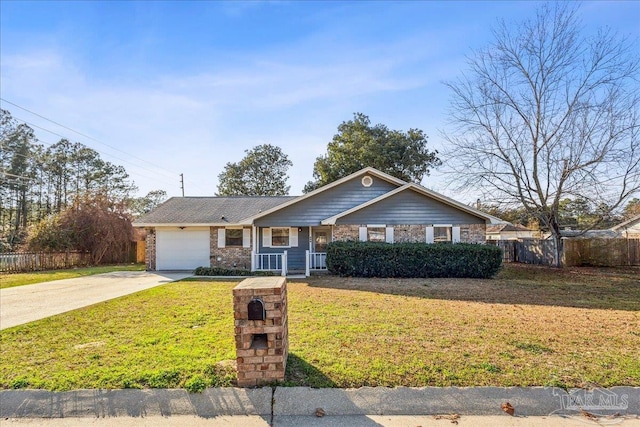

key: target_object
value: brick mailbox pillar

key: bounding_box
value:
[233,277,288,387]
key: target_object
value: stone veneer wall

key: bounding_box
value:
[210,226,252,270]
[333,224,487,243]
[145,228,156,271]
[393,225,426,243]
[465,224,487,244]
[332,225,360,241]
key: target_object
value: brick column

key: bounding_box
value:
[233,277,288,387]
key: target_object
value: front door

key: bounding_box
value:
[310,228,329,270]
[313,229,329,252]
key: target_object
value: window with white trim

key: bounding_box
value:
[434,226,452,243]
[271,227,290,247]
[426,225,461,244]
[367,227,386,242]
[218,227,250,248]
[225,228,243,247]
[359,225,394,243]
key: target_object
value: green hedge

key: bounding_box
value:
[193,267,276,276]
[326,241,502,279]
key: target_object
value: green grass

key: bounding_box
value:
[0,264,638,390]
[0,264,145,289]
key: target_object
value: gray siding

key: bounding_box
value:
[335,190,485,225]
[254,176,399,226]
[258,227,309,270]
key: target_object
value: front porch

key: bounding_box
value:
[251,250,328,276]
[250,225,331,277]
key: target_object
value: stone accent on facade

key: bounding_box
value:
[332,225,360,241]
[233,277,288,387]
[332,223,486,244]
[145,228,156,271]
[465,223,486,244]
[393,225,426,243]
[210,226,252,270]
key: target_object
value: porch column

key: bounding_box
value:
[251,226,257,271]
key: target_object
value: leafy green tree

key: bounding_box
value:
[623,198,640,219]
[0,110,37,248]
[130,189,168,217]
[304,113,440,192]
[443,4,639,265]
[216,144,292,196]
[1,108,142,250]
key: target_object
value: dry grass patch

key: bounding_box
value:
[0,264,638,390]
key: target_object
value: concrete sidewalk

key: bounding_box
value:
[1,387,637,426]
[0,271,191,330]
[3,414,638,426]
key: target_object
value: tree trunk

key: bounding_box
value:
[549,217,564,268]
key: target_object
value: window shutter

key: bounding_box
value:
[218,228,225,248]
[452,226,461,243]
[243,228,251,248]
[359,226,367,242]
[426,226,434,244]
[290,227,298,247]
[262,228,271,248]
[385,227,394,243]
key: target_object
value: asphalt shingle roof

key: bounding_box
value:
[133,196,295,225]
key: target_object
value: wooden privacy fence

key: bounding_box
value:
[0,251,92,273]
[490,238,640,267]
[136,241,146,263]
[564,238,640,267]
[491,239,558,266]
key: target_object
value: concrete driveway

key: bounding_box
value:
[0,271,191,330]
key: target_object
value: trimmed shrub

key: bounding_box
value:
[193,267,276,276]
[326,241,502,279]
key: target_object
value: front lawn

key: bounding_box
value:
[0,264,638,390]
[0,264,145,289]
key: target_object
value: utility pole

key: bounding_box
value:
[180,173,185,197]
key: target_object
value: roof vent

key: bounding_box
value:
[361,175,373,187]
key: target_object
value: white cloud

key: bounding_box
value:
[0,24,468,198]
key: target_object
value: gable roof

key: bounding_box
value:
[320,183,504,225]
[133,196,294,227]
[133,167,506,227]
[244,167,407,223]
[610,213,640,231]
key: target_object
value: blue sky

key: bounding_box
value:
[2,1,639,201]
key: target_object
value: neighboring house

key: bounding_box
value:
[486,223,537,240]
[133,167,503,275]
[610,213,640,238]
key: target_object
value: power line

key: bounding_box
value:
[9,116,181,190]
[0,170,33,181]
[2,98,179,181]
[2,99,211,194]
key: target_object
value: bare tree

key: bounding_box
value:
[443,3,640,265]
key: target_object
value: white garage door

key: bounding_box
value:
[156,228,210,270]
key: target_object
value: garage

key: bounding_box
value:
[156,227,210,270]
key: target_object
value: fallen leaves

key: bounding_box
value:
[501,401,515,416]
[433,413,460,424]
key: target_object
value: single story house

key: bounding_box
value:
[486,223,538,240]
[609,213,640,238]
[133,167,503,275]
